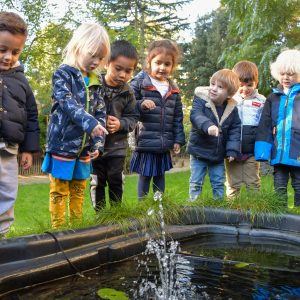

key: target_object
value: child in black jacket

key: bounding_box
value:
[0,12,40,236]
[187,69,240,201]
[90,40,139,210]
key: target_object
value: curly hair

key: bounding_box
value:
[270,49,300,81]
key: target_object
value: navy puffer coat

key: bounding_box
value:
[130,71,185,153]
[187,87,241,162]
[0,64,40,152]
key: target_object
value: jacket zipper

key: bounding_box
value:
[78,76,90,157]
[279,94,289,162]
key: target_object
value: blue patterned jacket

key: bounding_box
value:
[255,83,300,166]
[46,64,106,156]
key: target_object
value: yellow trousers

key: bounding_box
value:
[49,175,87,228]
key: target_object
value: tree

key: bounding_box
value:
[1,0,77,148]
[87,0,191,61]
[220,0,300,93]
[179,9,230,101]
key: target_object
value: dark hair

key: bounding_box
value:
[110,40,138,68]
[0,11,28,37]
[232,60,259,84]
[145,39,181,73]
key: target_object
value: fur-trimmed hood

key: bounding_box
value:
[194,86,237,126]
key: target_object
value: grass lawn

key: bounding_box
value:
[9,171,299,238]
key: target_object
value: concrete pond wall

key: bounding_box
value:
[0,207,300,297]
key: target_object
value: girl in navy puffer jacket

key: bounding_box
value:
[130,40,185,200]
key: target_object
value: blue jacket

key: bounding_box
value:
[46,65,106,156]
[255,83,300,167]
[130,71,185,153]
[187,87,241,162]
[0,64,40,152]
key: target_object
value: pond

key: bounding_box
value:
[10,233,300,300]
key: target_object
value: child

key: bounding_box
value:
[42,23,110,228]
[130,39,185,200]
[255,49,300,207]
[0,12,40,236]
[225,61,265,198]
[90,40,139,211]
[187,69,241,201]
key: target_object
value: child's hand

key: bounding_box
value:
[142,99,156,110]
[107,115,120,134]
[21,152,32,170]
[88,149,99,160]
[91,123,108,138]
[208,125,219,137]
[228,156,235,162]
[173,143,180,155]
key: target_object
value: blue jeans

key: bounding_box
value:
[189,155,225,200]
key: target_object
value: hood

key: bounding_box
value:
[194,85,237,125]
[194,86,210,101]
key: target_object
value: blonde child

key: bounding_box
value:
[130,39,185,200]
[255,49,300,207]
[187,69,241,200]
[0,12,40,236]
[42,23,110,228]
[225,61,265,198]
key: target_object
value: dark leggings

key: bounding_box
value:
[274,164,300,207]
[138,174,165,200]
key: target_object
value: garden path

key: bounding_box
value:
[18,158,190,185]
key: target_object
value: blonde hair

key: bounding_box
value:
[270,49,300,81]
[62,23,110,71]
[210,69,240,97]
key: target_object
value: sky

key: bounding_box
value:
[179,0,221,41]
[48,0,221,41]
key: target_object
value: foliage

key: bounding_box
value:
[179,8,230,101]
[87,0,192,61]
[220,0,300,94]
[97,288,128,300]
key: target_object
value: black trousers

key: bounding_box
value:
[91,156,125,211]
[273,164,300,207]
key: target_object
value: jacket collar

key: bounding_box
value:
[233,89,265,102]
[0,63,24,75]
[273,83,300,95]
[194,86,237,125]
[60,64,100,86]
[100,73,133,95]
[138,70,180,94]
